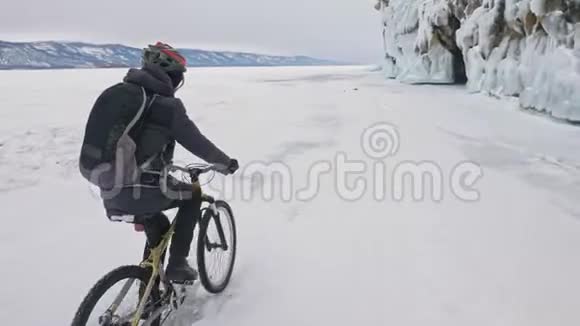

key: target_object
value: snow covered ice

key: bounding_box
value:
[1,66,580,325]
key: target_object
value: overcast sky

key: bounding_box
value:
[0,0,383,63]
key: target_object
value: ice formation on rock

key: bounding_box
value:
[375,0,580,121]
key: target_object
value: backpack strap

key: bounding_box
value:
[121,87,160,177]
[121,87,152,139]
[133,92,161,172]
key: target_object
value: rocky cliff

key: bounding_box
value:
[375,0,580,121]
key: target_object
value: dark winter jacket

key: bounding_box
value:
[123,64,230,174]
[81,63,230,193]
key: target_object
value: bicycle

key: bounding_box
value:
[71,163,237,326]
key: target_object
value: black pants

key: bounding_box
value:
[141,193,202,260]
[104,175,202,261]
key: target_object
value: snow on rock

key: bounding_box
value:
[376,0,467,83]
[375,0,580,121]
[458,0,580,121]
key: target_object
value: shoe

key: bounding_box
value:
[166,257,198,282]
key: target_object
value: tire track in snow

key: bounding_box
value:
[440,127,580,218]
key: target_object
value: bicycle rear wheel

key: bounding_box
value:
[197,200,237,294]
[71,265,161,326]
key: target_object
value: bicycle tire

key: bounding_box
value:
[197,200,237,294]
[71,265,161,326]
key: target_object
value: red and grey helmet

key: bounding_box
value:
[142,42,187,73]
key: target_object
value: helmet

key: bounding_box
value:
[142,42,187,73]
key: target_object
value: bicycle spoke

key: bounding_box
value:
[90,283,139,324]
[83,275,161,326]
[107,278,136,314]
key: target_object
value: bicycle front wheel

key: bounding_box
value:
[71,265,161,326]
[197,200,237,294]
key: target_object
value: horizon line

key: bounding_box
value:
[0,39,346,63]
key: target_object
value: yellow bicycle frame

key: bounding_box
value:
[126,221,174,326]
[130,182,202,326]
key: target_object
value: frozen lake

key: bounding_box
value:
[1,66,580,325]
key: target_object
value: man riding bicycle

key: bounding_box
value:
[79,42,239,282]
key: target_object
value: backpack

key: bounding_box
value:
[79,83,156,190]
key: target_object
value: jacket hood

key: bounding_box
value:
[123,63,175,97]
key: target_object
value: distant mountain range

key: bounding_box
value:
[0,41,338,70]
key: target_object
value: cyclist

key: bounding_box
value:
[80,42,238,282]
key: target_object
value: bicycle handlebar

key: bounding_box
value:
[167,163,230,179]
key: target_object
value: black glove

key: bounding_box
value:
[227,159,239,174]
